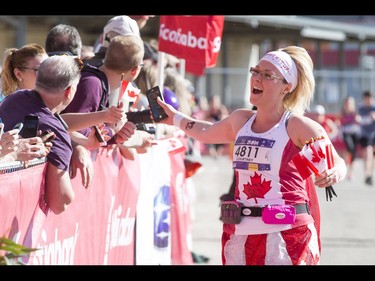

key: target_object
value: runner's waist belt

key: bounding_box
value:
[240,203,310,217]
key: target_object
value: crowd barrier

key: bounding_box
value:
[0,137,194,265]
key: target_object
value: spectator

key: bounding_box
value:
[88,15,157,69]
[45,24,82,57]
[0,55,83,214]
[1,43,48,96]
[0,43,52,164]
[86,15,140,67]
[357,90,375,186]
[339,96,360,181]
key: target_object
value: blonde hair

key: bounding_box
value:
[1,43,47,96]
[279,46,315,116]
[164,67,193,116]
[134,63,158,94]
[104,35,144,73]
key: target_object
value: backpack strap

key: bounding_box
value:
[81,64,108,111]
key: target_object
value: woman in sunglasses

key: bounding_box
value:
[1,43,48,99]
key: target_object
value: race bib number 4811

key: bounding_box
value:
[232,136,275,171]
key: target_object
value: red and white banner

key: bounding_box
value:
[135,137,191,265]
[168,139,194,265]
[136,140,173,265]
[29,148,140,265]
[158,16,224,76]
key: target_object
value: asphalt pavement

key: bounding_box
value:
[190,155,375,265]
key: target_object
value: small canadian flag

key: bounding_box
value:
[292,136,337,201]
[292,136,334,179]
[119,80,141,109]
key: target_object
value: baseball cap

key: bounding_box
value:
[102,16,140,47]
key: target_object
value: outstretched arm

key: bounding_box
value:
[61,105,125,132]
[155,97,235,144]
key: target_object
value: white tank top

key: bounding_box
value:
[231,110,297,235]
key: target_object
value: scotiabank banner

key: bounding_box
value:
[158,16,224,76]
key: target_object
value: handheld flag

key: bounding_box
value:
[292,136,337,201]
[119,79,141,109]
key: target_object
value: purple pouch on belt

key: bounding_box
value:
[220,200,241,224]
[261,205,296,224]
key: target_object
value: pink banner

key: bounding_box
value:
[0,164,46,250]
[0,138,191,265]
[169,143,194,265]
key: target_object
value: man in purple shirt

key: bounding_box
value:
[0,55,82,214]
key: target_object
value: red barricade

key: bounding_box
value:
[0,138,193,265]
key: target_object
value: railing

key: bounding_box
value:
[0,137,193,265]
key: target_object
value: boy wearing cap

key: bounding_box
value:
[86,15,140,67]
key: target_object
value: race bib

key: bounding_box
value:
[232,136,275,171]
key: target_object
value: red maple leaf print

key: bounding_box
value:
[127,90,137,98]
[317,146,325,159]
[310,143,325,164]
[311,152,320,164]
[243,172,272,204]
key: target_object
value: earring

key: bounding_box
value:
[19,78,22,82]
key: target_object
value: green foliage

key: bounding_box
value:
[0,237,38,265]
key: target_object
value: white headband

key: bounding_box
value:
[260,50,298,92]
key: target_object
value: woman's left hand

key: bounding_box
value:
[314,168,337,188]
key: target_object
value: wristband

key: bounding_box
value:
[173,113,185,128]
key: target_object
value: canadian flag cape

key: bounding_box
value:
[291,136,335,254]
